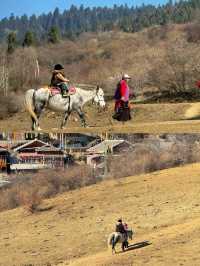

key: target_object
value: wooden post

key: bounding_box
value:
[35,59,40,80]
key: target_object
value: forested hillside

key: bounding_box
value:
[0,0,200,44]
[1,1,200,120]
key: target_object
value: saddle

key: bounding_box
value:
[49,86,76,97]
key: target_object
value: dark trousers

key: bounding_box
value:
[58,82,69,94]
[113,101,131,121]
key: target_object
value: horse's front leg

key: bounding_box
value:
[76,108,87,127]
[32,118,41,131]
[61,111,71,129]
[112,247,116,255]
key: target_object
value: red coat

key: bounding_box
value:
[196,80,200,88]
[114,79,130,111]
[120,80,129,101]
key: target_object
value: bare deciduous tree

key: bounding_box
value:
[0,55,9,96]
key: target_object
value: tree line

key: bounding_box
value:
[1,0,200,53]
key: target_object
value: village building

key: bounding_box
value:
[0,146,10,172]
[11,139,72,169]
[86,139,134,167]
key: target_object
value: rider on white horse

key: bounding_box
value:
[116,218,129,247]
[50,64,69,97]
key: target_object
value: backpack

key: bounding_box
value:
[114,81,121,100]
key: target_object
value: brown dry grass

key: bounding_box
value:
[0,163,200,265]
[1,101,200,133]
[0,166,94,212]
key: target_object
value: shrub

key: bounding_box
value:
[107,140,200,179]
[147,42,200,93]
[147,25,168,43]
[0,95,20,120]
[185,23,200,43]
[0,165,95,212]
[8,47,40,92]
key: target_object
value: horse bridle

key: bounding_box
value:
[93,89,105,106]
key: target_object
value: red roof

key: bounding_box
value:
[19,153,64,158]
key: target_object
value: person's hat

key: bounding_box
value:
[122,73,131,79]
[54,64,64,70]
[118,219,122,222]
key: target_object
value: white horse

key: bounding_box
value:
[108,229,133,254]
[24,86,105,130]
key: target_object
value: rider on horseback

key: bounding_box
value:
[50,64,70,97]
[115,218,129,247]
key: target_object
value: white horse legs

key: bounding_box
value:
[77,108,87,127]
[32,102,45,131]
[61,111,71,129]
[61,109,87,129]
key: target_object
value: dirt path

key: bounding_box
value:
[1,102,199,133]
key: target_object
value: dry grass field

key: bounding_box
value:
[0,163,200,265]
[1,101,200,133]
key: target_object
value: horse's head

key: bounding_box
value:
[93,86,106,108]
[127,229,133,240]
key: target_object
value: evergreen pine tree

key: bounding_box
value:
[48,26,60,43]
[23,31,35,47]
[7,32,17,54]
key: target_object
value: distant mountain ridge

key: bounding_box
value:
[0,0,200,42]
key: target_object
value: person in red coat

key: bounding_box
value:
[113,73,132,121]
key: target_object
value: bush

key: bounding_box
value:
[0,165,95,212]
[8,47,40,92]
[147,25,168,43]
[185,23,200,43]
[147,41,200,93]
[107,141,200,179]
[19,188,42,213]
[0,95,20,120]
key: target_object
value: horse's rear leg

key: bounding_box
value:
[77,108,87,127]
[32,103,45,131]
[31,116,38,131]
[31,112,40,131]
[111,236,117,254]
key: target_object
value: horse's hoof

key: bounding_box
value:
[82,124,88,128]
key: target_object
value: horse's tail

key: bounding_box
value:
[24,89,38,124]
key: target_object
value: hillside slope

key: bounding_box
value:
[0,163,200,265]
[2,22,200,124]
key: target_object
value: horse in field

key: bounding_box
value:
[24,85,105,130]
[108,229,133,254]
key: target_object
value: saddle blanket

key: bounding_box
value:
[49,86,76,96]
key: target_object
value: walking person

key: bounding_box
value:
[113,73,132,122]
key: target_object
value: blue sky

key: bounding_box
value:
[1,0,169,19]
